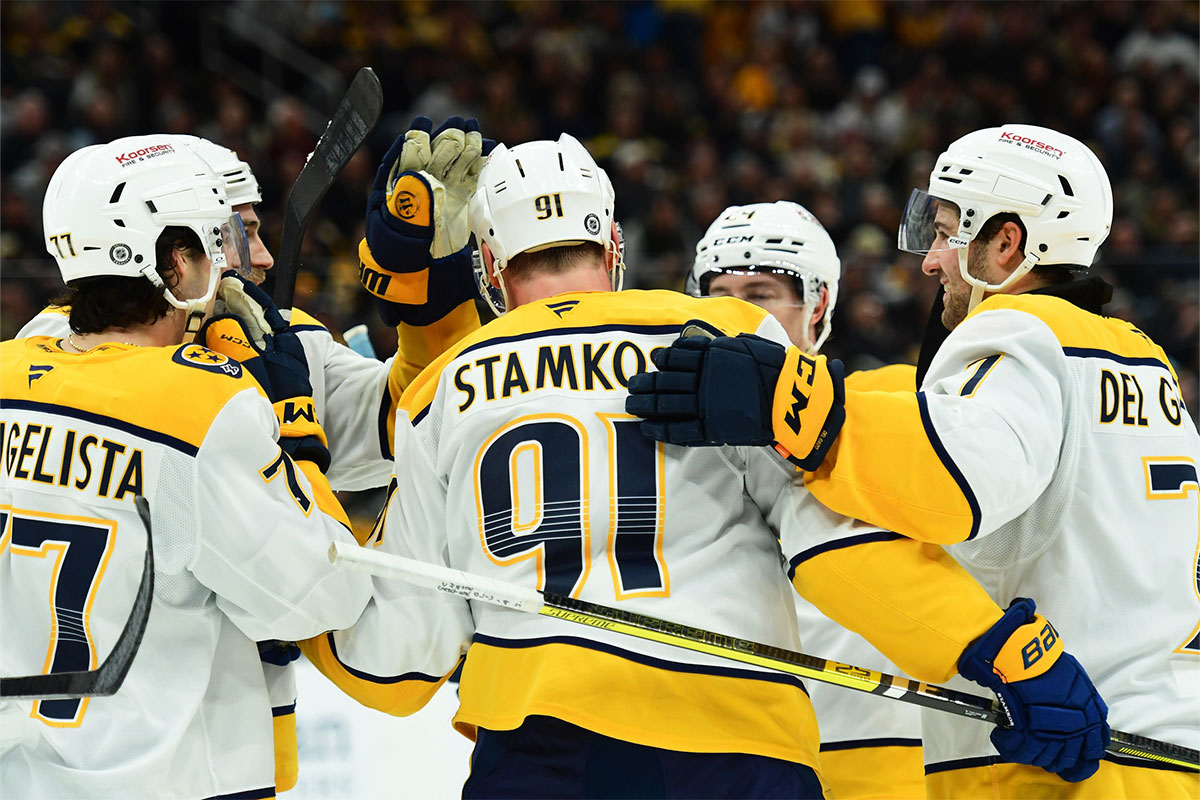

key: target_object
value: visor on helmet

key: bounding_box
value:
[207,214,252,279]
[897,189,970,255]
[687,263,815,308]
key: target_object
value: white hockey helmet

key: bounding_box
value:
[469,133,622,315]
[43,135,251,331]
[898,123,1113,311]
[180,135,262,206]
[689,201,840,353]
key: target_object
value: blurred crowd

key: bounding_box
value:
[2,0,1197,418]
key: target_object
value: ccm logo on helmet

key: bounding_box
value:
[998,132,1064,159]
[115,144,175,166]
[711,235,754,246]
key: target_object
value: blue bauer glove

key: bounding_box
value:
[958,598,1110,782]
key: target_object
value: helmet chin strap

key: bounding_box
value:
[607,236,625,292]
[958,247,1040,314]
[160,256,224,336]
[493,258,513,317]
[801,304,830,355]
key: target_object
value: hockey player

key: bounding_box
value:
[302,133,1106,798]
[0,136,374,799]
[13,119,491,790]
[691,201,925,800]
[630,124,1198,797]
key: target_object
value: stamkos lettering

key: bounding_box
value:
[114,144,175,164]
[2,423,144,499]
[998,131,1064,158]
[456,340,655,413]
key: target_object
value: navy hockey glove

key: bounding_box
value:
[359,116,494,326]
[200,314,332,473]
[625,322,845,469]
[958,598,1109,782]
[215,269,287,347]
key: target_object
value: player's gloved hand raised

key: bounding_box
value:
[199,314,331,473]
[625,321,846,470]
[359,116,496,325]
[958,598,1109,781]
[215,269,286,348]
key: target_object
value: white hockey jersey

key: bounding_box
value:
[16,305,410,492]
[0,337,373,800]
[803,288,1200,790]
[15,300,479,790]
[302,289,1011,780]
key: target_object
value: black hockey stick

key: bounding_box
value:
[329,542,1200,772]
[1,496,154,701]
[271,66,384,316]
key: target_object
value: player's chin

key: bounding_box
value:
[249,268,268,286]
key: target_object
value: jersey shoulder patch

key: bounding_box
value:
[172,343,245,378]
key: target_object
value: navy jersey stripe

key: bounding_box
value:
[456,323,684,360]
[786,531,902,580]
[324,631,444,685]
[820,737,922,752]
[1,398,198,456]
[1063,347,1170,370]
[917,392,981,541]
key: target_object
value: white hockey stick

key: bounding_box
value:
[1,496,154,701]
[329,541,1199,771]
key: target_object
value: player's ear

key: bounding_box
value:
[480,241,501,289]
[996,221,1025,272]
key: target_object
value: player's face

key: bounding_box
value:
[235,204,274,285]
[708,272,811,347]
[921,202,1003,330]
[922,201,971,329]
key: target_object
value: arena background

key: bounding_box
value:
[1,2,1197,795]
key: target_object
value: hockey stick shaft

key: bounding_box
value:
[1,496,154,700]
[329,541,1198,771]
[272,66,383,315]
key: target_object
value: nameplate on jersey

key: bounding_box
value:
[1089,359,1185,433]
[172,344,243,378]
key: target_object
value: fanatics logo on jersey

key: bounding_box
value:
[547,300,580,318]
[172,344,243,377]
[27,364,53,387]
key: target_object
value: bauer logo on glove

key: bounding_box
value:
[388,173,433,227]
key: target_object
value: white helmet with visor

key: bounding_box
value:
[898,124,1112,312]
[689,201,840,353]
[43,135,251,332]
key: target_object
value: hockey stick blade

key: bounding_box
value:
[329,541,1200,772]
[271,66,383,314]
[1,496,155,701]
